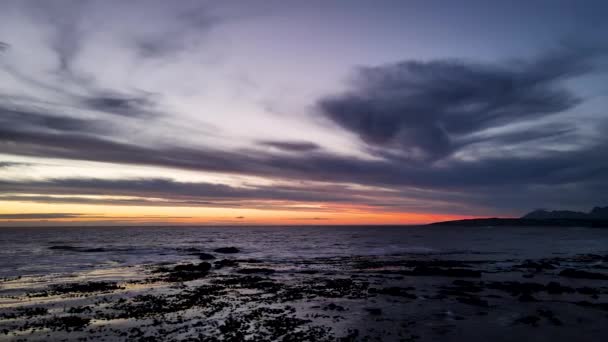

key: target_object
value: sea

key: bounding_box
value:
[2,225,608,279]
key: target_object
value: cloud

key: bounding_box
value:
[1,42,607,214]
[0,177,392,206]
[0,213,85,220]
[0,104,100,134]
[318,46,599,161]
[258,140,320,152]
[0,162,28,168]
[131,4,219,59]
[81,93,157,117]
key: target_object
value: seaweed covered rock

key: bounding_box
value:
[559,268,608,280]
[214,247,240,254]
[164,262,212,282]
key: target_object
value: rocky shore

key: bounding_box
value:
[1,247,608,341]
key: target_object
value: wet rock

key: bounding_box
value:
[518,293,537,302]
[572,254,608,263]
[41,316,91,331]
[456,296,489,307]
[537,309,563,326]
[514,315,540,327]
[575,301,608,311]
[559,268,608,280]
[35,281,122,296]
[514,260,556,271]
[404,266,481,278]
[577,287,600,296]
[239,258,263,263]
[214,259,239,269]
[450,280,484,292]
[370,286,417,299]
[0,307,48,319]
[365,308,382,315]
[237,268,276,275]
[545,281,574,294]
[195,252,216,260]
[48,245,80,250]
[48,245,108,253]
[486,281,545,296]
[164,262,212,282]
[298,270,319,274]
[323,303,346,311]
[214,247,240,254]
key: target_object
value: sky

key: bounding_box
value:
[1,0,608,226]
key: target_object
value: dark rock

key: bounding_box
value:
[164,262,212,282]
[365,308,382,315]
[559,268,608,280]
[324,303,346,311]
[456,296,489,307]
[42,316,91,331]
[214,259,239,269]
[514,315,540,327]
[0,307,48,319]
[514,260,556,271]
[298,270,319,274]
[214,247,240,254]
[450,280,484,292]
[575,301,608,311]
[518,293,537,302]
[577,287,600,295]
[48,245,80,251]
[545,281,574,294]
[405,266,481,278]
[370,286,417,299]
[537,309,563,326]
[486,281,545,295]
[237,268,276,275]
[41,282,122,295]
[195,253,216,260]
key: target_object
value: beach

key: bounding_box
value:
[1,226,608,341]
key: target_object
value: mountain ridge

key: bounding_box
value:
[522,206,608,220]
[430,206,608,227]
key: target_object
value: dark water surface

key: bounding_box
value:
[2,225,608,278]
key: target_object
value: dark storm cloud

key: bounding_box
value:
[318,47,598,161]
[258,140,320,152]
[0,41,9,52]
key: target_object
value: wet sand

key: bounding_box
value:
[1,249,608,341]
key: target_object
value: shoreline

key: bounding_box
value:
[2,248,608,341]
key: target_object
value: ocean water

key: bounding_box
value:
[2,225,608,279]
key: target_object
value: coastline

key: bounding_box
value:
[2,239,608,341]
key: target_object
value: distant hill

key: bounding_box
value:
[430,206,608,227]
[522,206,608,220]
